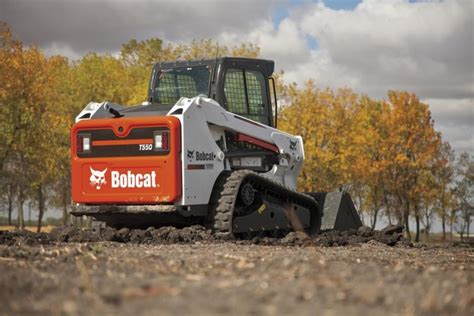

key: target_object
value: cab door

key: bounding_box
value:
[215,59,274,127]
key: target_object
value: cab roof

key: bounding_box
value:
[152,57,275,78]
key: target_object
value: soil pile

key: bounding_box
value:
[0,224,410,247]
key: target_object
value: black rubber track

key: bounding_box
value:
[209,170,321,239]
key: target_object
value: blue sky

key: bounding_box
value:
[273,0,364,49]
[274,0,362,26]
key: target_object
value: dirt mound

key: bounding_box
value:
[0,224,410,247]
[48,225,213,244]
[0,230,52,246]
[314,224,407,247]
[239,224,409,247]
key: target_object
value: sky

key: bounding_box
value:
[1,0,473,156]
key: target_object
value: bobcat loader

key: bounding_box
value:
[71,57,361,238]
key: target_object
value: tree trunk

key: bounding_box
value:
[404,201,411,241]
[37,186,45,233]
[415,213,420,242]
[424,210,431,242]
[449,210,454,241]
[28,202,32,226]
[396,196,404,225]
[356,194,365,226]
[383,194,392,225]
[467,220,470,238]
[62,204,68,226]
[424,225,430,242]
[396,211,403,226]
[7,187,13,226]
[371,208,379,229]
[17,196,24,230]
[62,189,69,226]
[441,214,446,241]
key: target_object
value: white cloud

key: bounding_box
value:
[425,97,474,155]
[426,98,474,127]
[276,0,473,154]
[284,49,361,87]
[216,18,311,72]
[2,0,472,154]
[293,0,473,99]
[42,43,83,60]
[1,0,277,55]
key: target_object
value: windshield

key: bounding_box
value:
[153,66,210,105]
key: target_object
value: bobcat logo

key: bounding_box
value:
[289,140,297,151]
[187,150,195,159]
[89,167,107,190]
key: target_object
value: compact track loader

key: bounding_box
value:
[71,57,361,238]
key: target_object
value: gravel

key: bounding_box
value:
[0,226,472,315]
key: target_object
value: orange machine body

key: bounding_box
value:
[71,116,181,204]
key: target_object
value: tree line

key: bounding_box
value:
[279,83,472,241]
[0,22,472,240]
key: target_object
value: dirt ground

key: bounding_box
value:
[0,226,473,316]
[0,225,56,233]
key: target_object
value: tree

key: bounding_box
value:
[279,87,444,240]
[418,169,439,241]
[453,152,473,240]
[0,175,16,226]
[279,83,359,193]
[430,142,456,240]
[384,91,442,240]
[351,96,391,228]
[70,53,133,108]
[0,23,73,230]
[0,23,44,229]
[0,22,27,172]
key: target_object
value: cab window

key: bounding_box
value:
[224,68,269,124]
[153,66,210,105]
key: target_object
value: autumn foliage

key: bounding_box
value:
[0,23,471,240]
[278,83,455,240]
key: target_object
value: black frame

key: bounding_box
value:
[76,127,170,158]
[148,57,276,127]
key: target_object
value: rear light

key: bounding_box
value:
[154,131,169,151]
[162,132,169,150]
[77,135,83,153]
[154,134,163,148]
[76,134,90,153]
[83,137,90,151]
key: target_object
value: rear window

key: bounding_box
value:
[153,66,210,105]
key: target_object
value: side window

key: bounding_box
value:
[224,68,269,125]
[224,69,247,114]
[245,70,267,123]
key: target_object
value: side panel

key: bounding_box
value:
[71,116,181,204]
[173,99,225,205]
[170,97,304,194]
